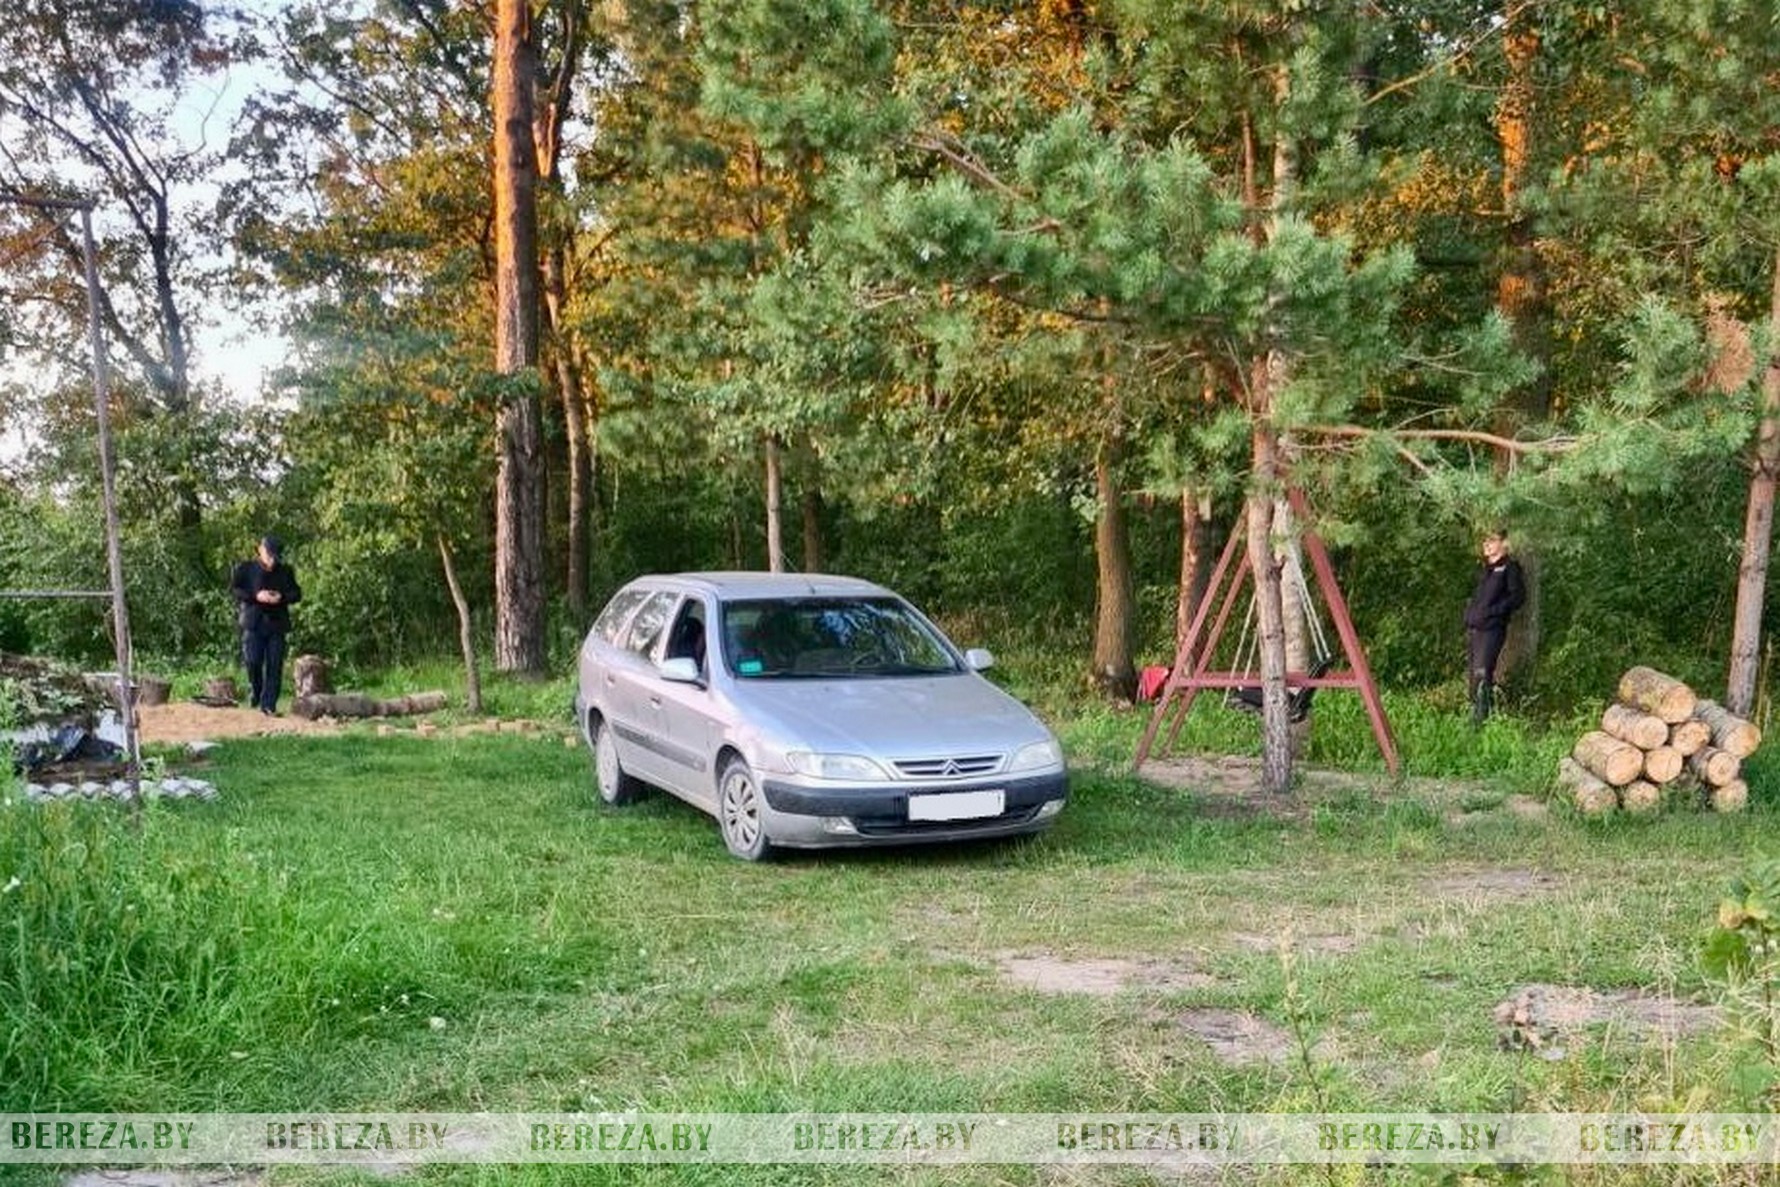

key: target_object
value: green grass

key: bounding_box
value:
[2,714,1777,1184]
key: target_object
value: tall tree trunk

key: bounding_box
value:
[1494,15,1550,434]
[764,434,786,572]
[1249,417,1291,794]
[1176,488,1213,656]
[801,475,824,573]
[492,0,547,673]
[534,3,588,621]
[1248,62,1297,792]
[1091,440,1137,700]
[1726,251,1780,716]
[439,535,483,715]
[548,313,591,620]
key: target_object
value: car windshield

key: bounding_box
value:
[720,597,961,679]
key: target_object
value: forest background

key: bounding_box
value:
[3,0,1778,751]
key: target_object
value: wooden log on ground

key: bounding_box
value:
[292,690,449,719]
[292,693,378,720]
[1686,746,1741,787]
[1641,745,1684,785]
[1601,703,1669,750]
[375,691,448,717]
[1571,730,1645,787]
[1557,757,1617,816]
[1620,780,1662,815]
[1710,779,1749,814]
[1617,666,1697,724]
[1667,718,1711,758]
[204,677,240,703]
[1692,699,1761,759]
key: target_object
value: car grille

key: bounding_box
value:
[893,754,1003,779]
[851,805,1042,837]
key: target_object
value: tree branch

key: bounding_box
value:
[908,130,1023,201]
[1309,423,1580,455]
[1364,0,1545,108]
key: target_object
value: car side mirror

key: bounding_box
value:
[658,657,703,685]
[964,648,995,672]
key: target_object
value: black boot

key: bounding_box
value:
[1471,680,1493,727]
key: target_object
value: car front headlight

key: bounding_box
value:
[786,752,891,781]
[1007,738,1064,773]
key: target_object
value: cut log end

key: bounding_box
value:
[1617,666,1697,724]
[1667,719,1711,758]
[1710,780,1749,814]
[1693,699,1762,759]
[1687,746,1741,787]
[1620,781,1662,815]
[1557,756,1617,817]
[1602,703,1669,751]
[1571,730,1645,787]
[1641,746,1684,785]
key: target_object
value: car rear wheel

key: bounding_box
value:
[593,718,643,806]
[718,756,771,861]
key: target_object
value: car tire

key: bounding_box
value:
[717,755,772,861]
[593,717,643,806]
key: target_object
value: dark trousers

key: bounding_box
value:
[243,630,288,712]
[1467,625,1507,722]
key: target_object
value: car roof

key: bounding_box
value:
[642,571,897,601]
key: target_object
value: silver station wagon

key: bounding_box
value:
[574,572,1068,860]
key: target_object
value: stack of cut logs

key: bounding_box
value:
[1556,666,1758,816]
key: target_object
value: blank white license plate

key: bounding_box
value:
[908,789,1005,821]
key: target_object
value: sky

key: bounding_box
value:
[2,1,295,429]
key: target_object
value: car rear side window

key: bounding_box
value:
[623,591,679,657]
[593,588,651,643]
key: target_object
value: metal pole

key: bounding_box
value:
[77,204,142,798]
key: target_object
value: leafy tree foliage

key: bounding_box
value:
[7,0,1780,761]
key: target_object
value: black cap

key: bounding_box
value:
[261,535,283,559]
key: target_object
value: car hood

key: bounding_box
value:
[733,673,1052,759]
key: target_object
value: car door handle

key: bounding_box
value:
[604,674,616,687]
[648,695,662,708]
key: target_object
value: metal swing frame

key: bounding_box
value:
[1134,487,1400,775]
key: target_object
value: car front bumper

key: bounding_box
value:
[759,769,1068,848]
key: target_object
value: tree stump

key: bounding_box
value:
[1616,666,1697,724]
[204,677,240,704]
[1571,730,1644,786]
[294,654,332,698]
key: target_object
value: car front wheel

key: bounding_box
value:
[593,717,643,806]
[718,756,771,861]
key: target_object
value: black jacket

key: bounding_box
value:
[232,559,303,635]
[1464,557,1525,631]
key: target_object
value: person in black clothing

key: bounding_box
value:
[231,535,302,715]
[1463,528,1525,724]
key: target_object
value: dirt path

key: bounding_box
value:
[137,702,343,745]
